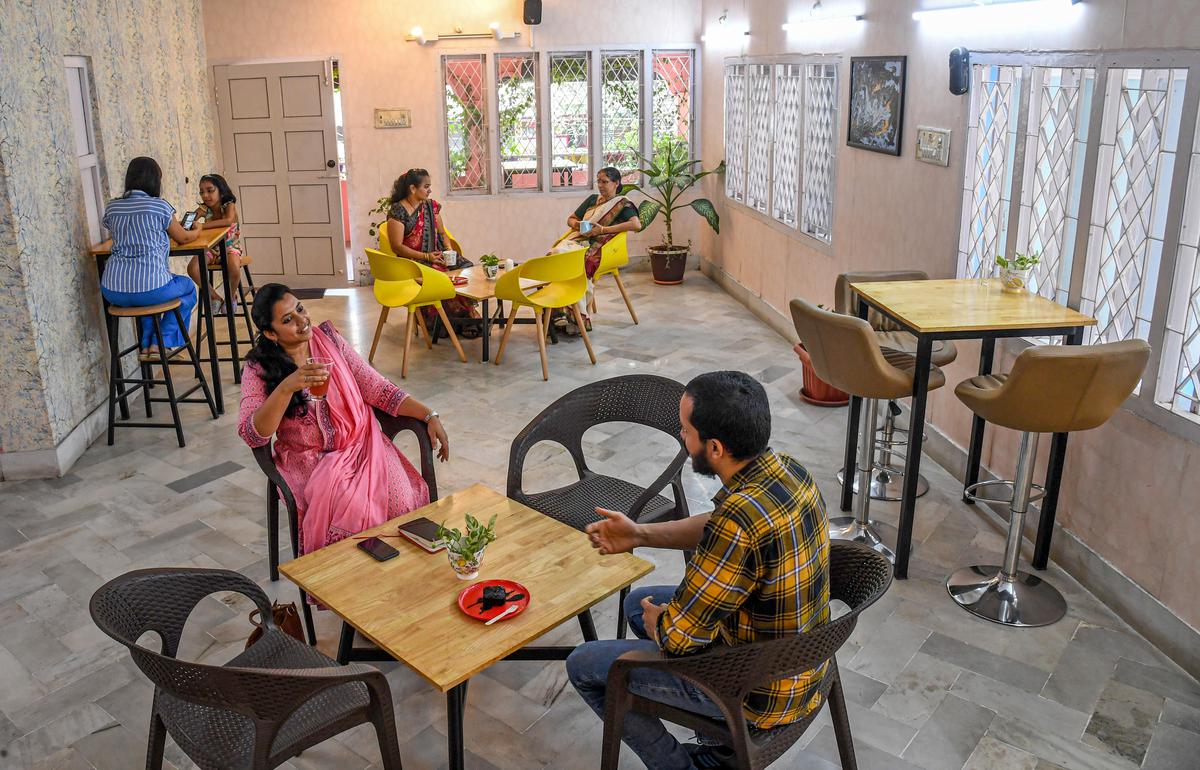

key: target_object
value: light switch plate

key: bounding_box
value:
[374,108,412,129]
[916,126,951,166]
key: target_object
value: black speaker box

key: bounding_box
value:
[523,0,542,25]
[949,47,970,96]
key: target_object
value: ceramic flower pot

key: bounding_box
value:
[648,245,689,285]
[793,343,850,407]
[1000,267,1033,294]
[447,547,485,580]
[483,264,499,280]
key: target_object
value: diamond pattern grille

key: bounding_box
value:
[550,53,590,188]
[1082,68,1185,346]
[958,65,1020,279]
[802,63,837,243]
[601,52,642,183]
[724,65,748,203]
[652,51,693,152]
[497,54,540,190]
[443,55,489,192]
[745,64,773,214]
[771,64,802,227]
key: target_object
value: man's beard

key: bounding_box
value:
[690,447,717,478]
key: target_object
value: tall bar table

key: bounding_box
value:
[847,279,1097,579]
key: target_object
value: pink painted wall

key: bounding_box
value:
[695,0,1200,628]
[201,0,702,272]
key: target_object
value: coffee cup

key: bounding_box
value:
[441,250,458,267]
[505,258,515,271]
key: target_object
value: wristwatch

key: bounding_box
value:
[423,410,439,424]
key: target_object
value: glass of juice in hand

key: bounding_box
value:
[306,357,334,400]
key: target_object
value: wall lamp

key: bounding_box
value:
[406,22,521,45]
[912,0,1083,23]
[701,11,750,44]
[783,1,864,30]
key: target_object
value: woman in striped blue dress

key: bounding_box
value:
[100,157,201,359]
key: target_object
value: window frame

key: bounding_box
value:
[494,51,543,193]
[64,55,107,244]
[439,44,700,198]
[960,50,1200,445]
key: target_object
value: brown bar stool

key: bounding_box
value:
[106,299,217,447]
[948,339,1150,627]
[834,271,958,501]
[790,299,946,561]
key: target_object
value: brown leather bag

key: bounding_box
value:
[246,601,306,649]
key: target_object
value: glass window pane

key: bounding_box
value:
[550,53,590,189]
[497,53,540,191]
[652,50,693,155]
[443,55,490,192]
[601,52,642,183]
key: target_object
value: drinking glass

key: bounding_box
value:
[306,356,334,400]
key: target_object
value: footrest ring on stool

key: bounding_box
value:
[963,479,1046,505]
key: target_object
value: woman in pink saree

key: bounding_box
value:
[238,283,449,554]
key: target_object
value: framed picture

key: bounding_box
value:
[847,56,907,156]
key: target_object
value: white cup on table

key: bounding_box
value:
[441,250,458,267]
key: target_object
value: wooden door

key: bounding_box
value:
[214,61,346,288]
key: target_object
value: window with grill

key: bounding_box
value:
[652,50,694,153]
[443,55,490,192]
[601,52,643,183]
[722,57,839,243]
[497,53,541,191]
[956,53,1200,437]
[549,53,591,189]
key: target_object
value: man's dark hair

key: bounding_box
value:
[123,156,162,198]
[684,371,771,460]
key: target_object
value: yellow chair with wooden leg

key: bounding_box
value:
[364,248,467,377]
[493,248,596,381]
[551,231,638,324]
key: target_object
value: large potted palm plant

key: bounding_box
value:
[625,139,724,285]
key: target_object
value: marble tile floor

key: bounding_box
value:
[1,271,1198,770]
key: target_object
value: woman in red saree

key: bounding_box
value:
[385,168,480,337]
[238,283,450,554]
[550,166,643,334]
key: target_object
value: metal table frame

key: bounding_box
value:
[843,297,1086,579]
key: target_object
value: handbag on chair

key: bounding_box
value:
[245,601,306,649]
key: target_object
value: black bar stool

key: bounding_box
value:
[948,339,1150,627]
[105,299,217,447]
[195,253,256,383]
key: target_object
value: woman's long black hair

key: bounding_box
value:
[245,283,308,418]
[200,173,237,206]
[389,168,430,205]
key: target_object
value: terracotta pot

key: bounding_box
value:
[648,245,689,285]
[793,343,850,407]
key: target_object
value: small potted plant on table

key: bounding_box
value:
[997,252,1041,294]
[436,514,498,580]
[480,254,501,280]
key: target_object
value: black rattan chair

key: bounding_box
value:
[252,409,438,643]
[601,541,893,770]
[507,374,691,639]
[89,568,404,770]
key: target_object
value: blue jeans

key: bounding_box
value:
[102,275,197,349]
[566,585,723,770]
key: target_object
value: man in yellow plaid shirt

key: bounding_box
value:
[567,371,830,770]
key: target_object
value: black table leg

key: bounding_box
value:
[963,337,996,502]
[447,681,468,770]
[197,253,224,413]
[336,622,354,665]
[1033,326,1084,569]
[840,396,862,513]
[895,335,934,580]
[481,298,490,362]
[218,241,242,384]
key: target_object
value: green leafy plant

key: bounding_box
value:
[436,514,497,556]
[367,195,391,242]
[623,138,724,261]
[479,254,500,267]
[996,251,1042,271]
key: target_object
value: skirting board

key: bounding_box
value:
[702,257,1200,681]
[0,396,111,480]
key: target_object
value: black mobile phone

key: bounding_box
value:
[180,211,197,229]
[357,536,399,562]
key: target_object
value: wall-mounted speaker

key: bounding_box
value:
[523,0,542,25]
[949,47,970,96]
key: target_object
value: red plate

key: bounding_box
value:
[457,579,530,623]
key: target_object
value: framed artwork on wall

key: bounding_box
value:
[847,56,907,156]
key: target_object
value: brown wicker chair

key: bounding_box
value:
[600,541,893,770]
[251,408,438,643]
[507,374,691,639]
[89,567,404,770]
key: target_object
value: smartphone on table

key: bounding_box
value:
[357,536,399,562]
[180,211,198,230]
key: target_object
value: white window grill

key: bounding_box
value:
[601,52,643,183]
[443,55,490,192]
[801,63,838,243]
[652,50,694,153]
[745,64,773,215]
[724,64,748,203]
[771,64,803,228]
[496,53,541,191]
[549,53,591,189]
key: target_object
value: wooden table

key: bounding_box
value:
[280,484,653,770]
[849,279,1097,579]
[448,265,549,362]
[91,227,232,414]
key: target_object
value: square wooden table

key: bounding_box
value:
[849,279,1097,579]
[280,483,654,770]
[91,227,233,413]
[446,265,549,362]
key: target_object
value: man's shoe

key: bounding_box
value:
[684,743,737,769]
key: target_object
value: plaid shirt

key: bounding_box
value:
[656,451,830,728]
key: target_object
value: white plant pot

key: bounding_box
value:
[483,264,499,280]
[1000,267,1033,294]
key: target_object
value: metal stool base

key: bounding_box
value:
[838,466,929,501]
[963,479,1046,505]
[828,516,896,563]
[946,565,1067,627]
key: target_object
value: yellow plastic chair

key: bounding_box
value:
[365,248,467,377]
[551,230,637,324]
[493,248,596,381]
